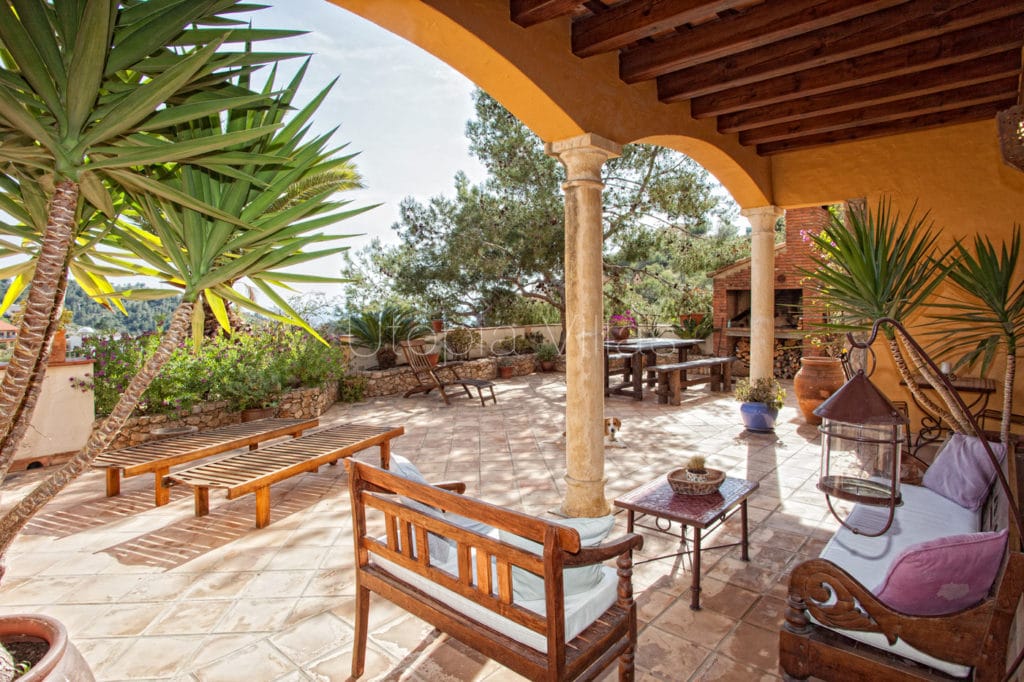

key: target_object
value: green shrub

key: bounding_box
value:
[444,327,481,359]
[535,342,559,362]
[338,374,368,403]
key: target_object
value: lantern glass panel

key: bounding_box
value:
[818,418,902,506]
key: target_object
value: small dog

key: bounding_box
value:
[556,417,626,448]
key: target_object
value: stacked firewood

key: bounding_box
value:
[731,339,803,379]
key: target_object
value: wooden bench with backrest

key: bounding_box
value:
[92,418,319,506]
[166,423,403,528]
[653,356,735,405]
[399,339,496,406]
[780,434,1024,680]
[347,456,645,681]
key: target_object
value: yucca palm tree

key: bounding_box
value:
[0,69,372,555]
[0,0,297,462]
[929,226,1024,444]
[804,199,967,430]
[347,306,430,369]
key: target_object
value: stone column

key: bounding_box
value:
[741,206,784,381]
[545,133,621,518]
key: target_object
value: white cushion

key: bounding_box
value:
[499,514,615,601]
[814,484,981,678]
[374,552,618,654]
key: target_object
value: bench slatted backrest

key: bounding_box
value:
[348,460,582,669]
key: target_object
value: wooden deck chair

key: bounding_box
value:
[399,340,496,406]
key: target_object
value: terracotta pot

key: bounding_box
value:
[430,319,444,333]
[425,352,440,367]
[50,329,66,364]
[0,613,94,681]
[540,360,555,372]
[793,356,845,425]
[608,326,631,342]
[241,406,276,422]
[498,365,514,379]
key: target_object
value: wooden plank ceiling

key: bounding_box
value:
[510,0,1024,155]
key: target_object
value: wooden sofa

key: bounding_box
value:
[780,436,1024,680]
[347,459,644,681]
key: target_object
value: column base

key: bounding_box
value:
[560,473,611,517]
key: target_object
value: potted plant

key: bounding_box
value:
[347,307,430,370]
[535,343,559,371]
[608,310,638,342]
[223,368,283,421]
[734,377,786,432]
[444,327,481,361]
[497,356,516,379]
[685,455,708,482]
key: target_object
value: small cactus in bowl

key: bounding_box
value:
[686,455,708,482]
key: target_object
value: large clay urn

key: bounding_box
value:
[793,356,845,425]
[0,613,94,681]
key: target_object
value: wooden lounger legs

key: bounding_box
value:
[154,468,171,506]
[255,487,271,528]
[106,469,121,497]
[195,487,209,517]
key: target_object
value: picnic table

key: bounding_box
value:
[604,337,705,400]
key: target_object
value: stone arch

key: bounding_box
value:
[327,1,772,208]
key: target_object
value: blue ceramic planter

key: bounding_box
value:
[740,401,779,432]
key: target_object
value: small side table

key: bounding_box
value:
[614,475,759,610]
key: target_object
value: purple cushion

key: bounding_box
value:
[874,529,1007,616]
[922,434,1007,510]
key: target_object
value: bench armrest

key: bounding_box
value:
[786,557,995,668]
[563,532,644,567]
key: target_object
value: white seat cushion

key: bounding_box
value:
[815,484,981,678]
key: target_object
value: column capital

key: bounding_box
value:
[545,133,621,185]
[741,205,784,233]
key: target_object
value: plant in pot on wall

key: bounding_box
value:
[535,343,560,371]
[444,327,481,361]
[735,377,786,432]
[347,307,429,370]
[608,310,638,341]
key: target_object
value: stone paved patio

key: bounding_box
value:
[0,373,838,681]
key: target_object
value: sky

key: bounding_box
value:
[247,2,489,300]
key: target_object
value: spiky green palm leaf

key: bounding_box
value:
[0,0,301,469]
[802,199,966,430]
[927,226,1024,443]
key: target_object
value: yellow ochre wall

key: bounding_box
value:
[327,0,1024,428]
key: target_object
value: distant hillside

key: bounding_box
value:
[1,279,180,334]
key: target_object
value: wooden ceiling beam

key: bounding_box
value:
[756,100,1013,155]
[717,51,1022,133]
[511,0,583,27]
[659,0,1022,102]
[739,77,1017,145]
[619,0,903,82]
[572,0,745,58]
[688,15,1024,117]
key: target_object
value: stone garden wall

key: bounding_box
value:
[97,382,339,449]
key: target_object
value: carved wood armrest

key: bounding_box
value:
[787,558,994,667]
[564,533,644,567]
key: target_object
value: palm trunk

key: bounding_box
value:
[894,329,972,433]
[0,301,193,558]
[1002,352,1015,445]
[886,335,966,433]
[0,181,79,469]
[0,267,70,484]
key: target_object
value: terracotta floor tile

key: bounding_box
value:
[719,622,780,673]
[649,598,736,649]
[271,611,354,666]
[147,599,235,636]
[101,634,205,678]
[194,640,297,682]
[217,597,299,633]
[743,595,788,632]
[635,626,712,680]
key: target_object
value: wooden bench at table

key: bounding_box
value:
[93,418,319,506]
[166,423,404,528]
[653,356,735,405]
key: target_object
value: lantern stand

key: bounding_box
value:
[819,318,1024,547]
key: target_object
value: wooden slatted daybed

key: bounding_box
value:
[167,422,404,528]
[93,418,319,506]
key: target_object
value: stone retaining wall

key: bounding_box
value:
[96,382,338,449]
[355,357,501,398]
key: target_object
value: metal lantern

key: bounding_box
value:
[814,370,909,536]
